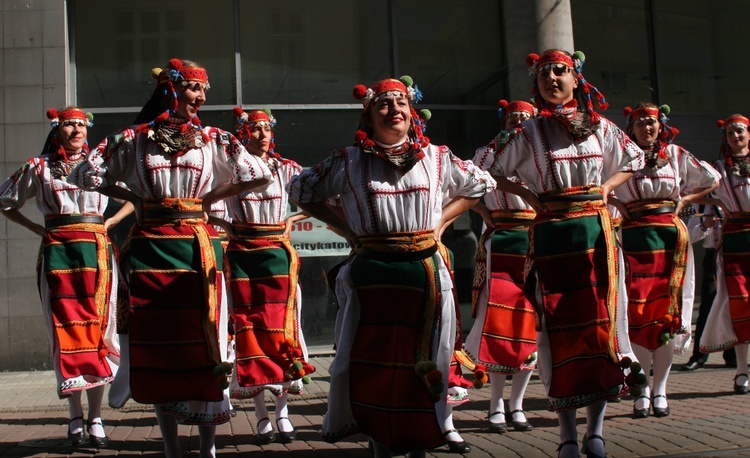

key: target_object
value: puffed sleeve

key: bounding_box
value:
[71,128,137,190]
[677,148,720,194]
[0,160,38,211]
[488,128,528,179]
[600,119,645,179]
[211,129,272,185]
[440,145,496,200]
[288,149,348,204]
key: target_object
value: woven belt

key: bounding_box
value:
[628,205,675,220]
[142,209,204,221]
[539,193,603,203]
[45,214,104,228]
[232,224,285,238]
[357,243,438,262]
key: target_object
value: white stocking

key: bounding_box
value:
[154,405,181,458]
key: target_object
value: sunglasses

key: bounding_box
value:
[539,63,571,77]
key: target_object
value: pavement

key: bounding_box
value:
[1,352,749,458]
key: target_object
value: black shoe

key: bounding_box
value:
[443,430,471,454]
[509,409,533,432]
[256,418,275,444]
[582,434,606,458]
[487,411,507,433]
[734,374,749,394]
[557,440,577,457]
[633,395,650,419]
[87,420,109,448]
[67,416,85,447]
[276,416,296,443]
[652,394,670,417]
[681,359,705,371]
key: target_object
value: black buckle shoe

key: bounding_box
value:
[652,394,670,417]
[633,395,650,419]
[87,420,109,448]
[276,416,296,443]
[444,429,471,454]
[67,416,85,447]
[582,433,606,458]
[257,417,275,444]
[487,411,507,433]
[509,409,534,431]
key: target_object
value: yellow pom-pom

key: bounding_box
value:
[151,67,162,80]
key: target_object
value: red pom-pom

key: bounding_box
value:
[46,108,58,120]
[497,100,509,109]
[716,120,725,129]
[155,112,170,123]
[599,101,610,111]
[672,316,681,330]
[526,53,539,68]
[623,107,633,117]
[355,130,368,141]
[232,106,244,118]
[352,84,368,100]
[168,58,183,70]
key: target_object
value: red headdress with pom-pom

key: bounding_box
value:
[352,75,430,170]
[45,106,94,162]
[135,58,210,148]
[527,49,608,125]
[624,103,679,168]
[718,114,750,163]
[497,99,536,127]
[233,107,279,158]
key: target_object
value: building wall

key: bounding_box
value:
[1,0,67,370]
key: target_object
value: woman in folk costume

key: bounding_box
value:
[615,103,719,418]
[225,107,314,444]
[698,114,750,395]
[0,107,125,448]
[72,58,271,458]
[289,76,495,457]
[465,99,538,435]
[488,50,645,458]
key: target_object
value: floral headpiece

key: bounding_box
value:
[232,106,279,158]
[45,106,93,162]
[717,114,750,167]
[497,99,536,124]
[135,58,209,143]
[527,49,608,123]
[351,75,431,152]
